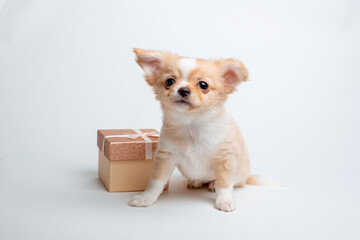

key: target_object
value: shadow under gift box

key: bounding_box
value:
[97,129,169,192]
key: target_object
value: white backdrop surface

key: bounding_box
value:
[0,0,359,239]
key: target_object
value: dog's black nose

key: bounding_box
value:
[178,87,191,97]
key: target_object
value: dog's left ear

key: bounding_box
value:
[220,59,249,94]
[134,48,164,86]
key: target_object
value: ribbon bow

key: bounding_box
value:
[120,131,159,139]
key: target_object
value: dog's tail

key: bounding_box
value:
[246,174,282,187]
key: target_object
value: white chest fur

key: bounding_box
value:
[160,108,230,181]
[174,137,217,181]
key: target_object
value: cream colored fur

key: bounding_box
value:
[130,48,265,212]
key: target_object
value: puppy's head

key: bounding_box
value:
[134,48,248,113]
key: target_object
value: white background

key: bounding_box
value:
[0,0,359,239]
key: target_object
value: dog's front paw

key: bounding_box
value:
[129,194,157,207]
[215,199,236,212]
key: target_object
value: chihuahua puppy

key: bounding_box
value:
[130,48,262,212]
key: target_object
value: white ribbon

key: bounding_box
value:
[102,129,159,160]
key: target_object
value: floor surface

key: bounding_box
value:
[1,155,359,240]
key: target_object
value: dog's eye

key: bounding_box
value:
[198,81,208,90]
[165,78,175,87]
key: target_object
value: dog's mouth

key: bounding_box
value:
[175,99,191,106]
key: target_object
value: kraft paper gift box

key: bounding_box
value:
[97,129,168,192]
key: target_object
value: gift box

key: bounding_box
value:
[97,129,168,192]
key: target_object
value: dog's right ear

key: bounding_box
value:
[134,48,164,86]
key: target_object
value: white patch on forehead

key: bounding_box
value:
[179,58,197,82]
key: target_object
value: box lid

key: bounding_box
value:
[97,129,159,161]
